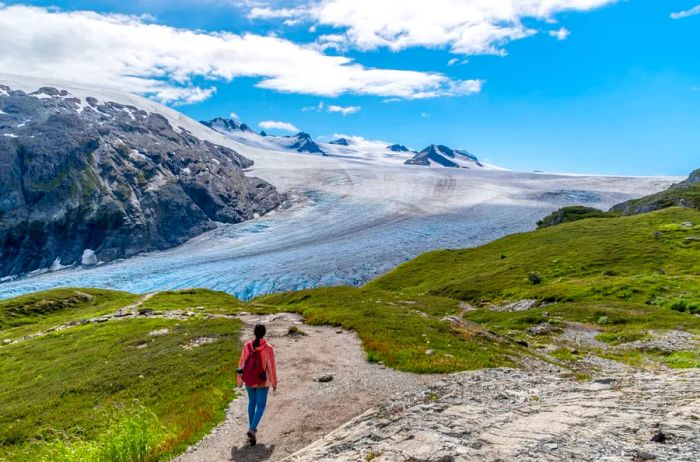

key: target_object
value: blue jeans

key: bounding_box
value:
[245,386,269,432]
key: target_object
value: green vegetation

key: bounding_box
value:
[537,205,614,228]
[370,208,700,305]
[613,183,700,215]
[140,288,245,314]
[254,287,520,373]
[0,288,139,338]
[368,207,700,370]
[1,290,244,462]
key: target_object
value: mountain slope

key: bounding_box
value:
[537,169,700,228]
[0,84,282,278]
[611,168,700,215]
[370,206,700,306]
[404,144,484,168]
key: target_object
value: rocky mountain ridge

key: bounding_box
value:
[201,117,487,168]
[404,144,484,168]
[0,85,283,278]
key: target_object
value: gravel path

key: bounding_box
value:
[174,312,437,462]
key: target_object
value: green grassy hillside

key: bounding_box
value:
[2,205,700,460]
[370,207,700,306]
[612,182,700,215]
[0,289,244,462]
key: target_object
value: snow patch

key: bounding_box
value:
[81,249,98,266]
[49,257,68,272]
[3,133,17,138]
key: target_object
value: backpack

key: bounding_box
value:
[242,342,267,387]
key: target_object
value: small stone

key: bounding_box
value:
[515,339,529,347]
[650,430,666,443]
[545,443,558,451]
[317,375,334,383]
[149,328,169,337]
[2,339,11,345]
[636,450,657,460]
[425,349,434,355]
[594,378,614,385]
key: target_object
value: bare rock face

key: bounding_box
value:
[0,84,283,277]
[286,367,700,462]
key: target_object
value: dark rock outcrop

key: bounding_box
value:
[200,117,254,133]
[329,138,350,146]
[536,206,612,229]
[0,85,283,278]
[610,169,700,215]
[387,144,410,152]
[404,144,483,168]
[289,132,325,155]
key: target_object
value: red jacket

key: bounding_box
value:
[237,338,277,389]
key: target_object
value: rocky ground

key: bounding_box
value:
[285,364,700,462]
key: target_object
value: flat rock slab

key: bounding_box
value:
[286,368,700,462]
[174,313,436,462]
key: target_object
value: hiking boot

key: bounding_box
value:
[247,430,257,446]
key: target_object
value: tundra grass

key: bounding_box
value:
[370,208,700,307]
[254,286,519,373]
[0,288,139,339]
[0,315,242,461]
[140,288,246,314]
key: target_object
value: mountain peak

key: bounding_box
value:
[329,138,350,146]
[405,144,483,168]
[201,117,253,133]
[387,144,409,152]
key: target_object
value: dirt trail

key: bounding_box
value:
[174,312,437,462]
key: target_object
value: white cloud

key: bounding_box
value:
[327,104,361,115]
[330,133,391,148]
[421,112,430,118]
[670,5,700,20]
[303,101,361,115]
[549,27,571,40]
[248,6,307,19]
[302,101,325,112]
[250,0,617,56]
[153,86,217,105]
[0,5,482,103]
[229,111,240,119]
[258,120,300,132]
[447,57,469,66]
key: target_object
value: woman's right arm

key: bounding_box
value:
[236,345,248,386]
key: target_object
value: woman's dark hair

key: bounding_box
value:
[253,324,266,348]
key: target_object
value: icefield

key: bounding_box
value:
[0,76,679,300]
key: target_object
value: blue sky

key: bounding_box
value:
[1,1,699,175]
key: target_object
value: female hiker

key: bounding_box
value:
[237,324,277,446]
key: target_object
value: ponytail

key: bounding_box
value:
[253,324,266,348]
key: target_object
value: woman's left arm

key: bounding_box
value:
[267,347,278,391]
